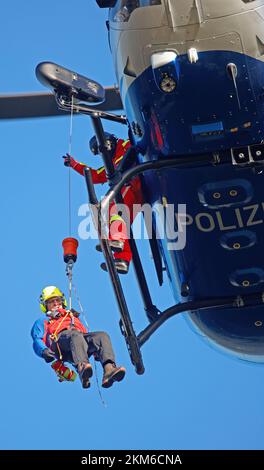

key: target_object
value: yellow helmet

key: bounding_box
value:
[39,286,67,313]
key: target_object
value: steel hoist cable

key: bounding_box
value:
[62,102,106,406]
[68,95,74,238]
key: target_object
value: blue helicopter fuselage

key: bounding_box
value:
[107,0,264,362]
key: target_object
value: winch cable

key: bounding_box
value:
[72,283,107,407]
[61,104,106,405]
[66,260,73,313]
[68,94,74,238]
[66,95,76,312]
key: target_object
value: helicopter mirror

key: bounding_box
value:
[35,62,105,104]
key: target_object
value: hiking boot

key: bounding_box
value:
[102,363,126,389]
[96,240,124,253]
[77,362,93,389]
[101,259,129,275]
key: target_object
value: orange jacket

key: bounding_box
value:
[46,313,87,340]
[31,312,87,357]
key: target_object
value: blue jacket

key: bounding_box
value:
[31,317,49,358]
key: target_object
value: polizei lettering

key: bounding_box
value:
[176,203,264,233]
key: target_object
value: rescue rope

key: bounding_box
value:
[50,310,72,341]
[68,95,74,237]
[72,283,107,407]
[56,341,63,361]
[93,362,107,408]
[65,96,75,310]
[72,283,89,330]
[66,261,74,314]
[50,309,73,360]
[60,104,106,406]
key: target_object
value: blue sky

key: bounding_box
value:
[1,0,264,450]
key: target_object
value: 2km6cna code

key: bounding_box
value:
[124,454,182,465]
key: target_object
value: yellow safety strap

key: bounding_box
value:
[49,310,73,341]
[49,311,73,360]
[110,214,125,224]
[114,155,123,165]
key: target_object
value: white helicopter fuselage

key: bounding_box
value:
[109,0,264,156]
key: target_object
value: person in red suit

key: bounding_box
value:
[64,133,143,274]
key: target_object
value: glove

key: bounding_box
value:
[42,348,56,363]
[70,308,80,317]
[63,153,75,167]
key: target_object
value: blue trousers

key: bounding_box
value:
[52,329,116,367]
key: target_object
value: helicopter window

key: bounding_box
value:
[110,0,161,23]
[140,0,161,5]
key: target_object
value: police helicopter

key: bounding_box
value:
[2,0,264,375]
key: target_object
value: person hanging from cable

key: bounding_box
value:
[31,285,126,389]
[63,133,144,274]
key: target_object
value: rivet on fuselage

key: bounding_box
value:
[233,243,241,250]
[160,75,176,93]
[213,192,221,199]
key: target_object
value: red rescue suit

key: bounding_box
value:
[69,139,143,262]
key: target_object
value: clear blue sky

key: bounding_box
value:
[1,0,264,451]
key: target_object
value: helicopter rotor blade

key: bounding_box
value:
[0,86,123,120]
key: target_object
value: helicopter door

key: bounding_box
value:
[166,0,204,27]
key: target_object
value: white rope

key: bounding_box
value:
[68,95,74,237]
[66,96,75,311]
[93,359,107,408]
[72,283,89,330]
[72,283,107,407]
[65,98,106,406]
[68,267,72,312]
